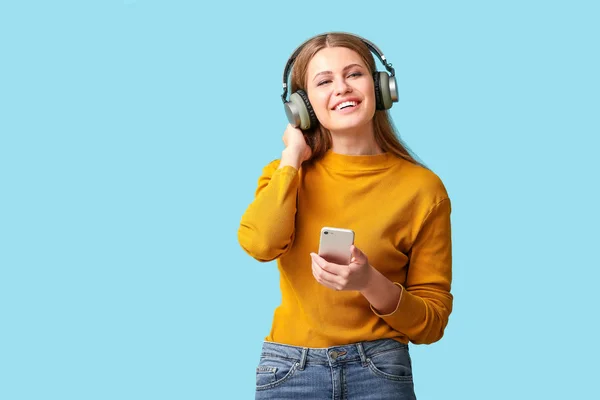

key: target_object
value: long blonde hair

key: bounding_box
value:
[290,32,425,168]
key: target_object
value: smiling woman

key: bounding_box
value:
[283,32,418,165]
[238,32,453,400]
[307,48,376,136]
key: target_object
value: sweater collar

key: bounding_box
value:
[318,149,395,171]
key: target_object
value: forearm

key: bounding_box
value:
[238,156,300,261]
[361,265,452,345]
[360,266,402,315]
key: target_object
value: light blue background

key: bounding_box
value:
[1,1,598,399]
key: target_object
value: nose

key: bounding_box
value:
[333,77,352,95]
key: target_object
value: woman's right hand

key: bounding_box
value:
[279,124,312,169]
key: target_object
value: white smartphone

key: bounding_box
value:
[318,227,355,265]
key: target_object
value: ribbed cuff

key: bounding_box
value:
[370,282,403,317]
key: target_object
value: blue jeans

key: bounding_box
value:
[255,339,417,399]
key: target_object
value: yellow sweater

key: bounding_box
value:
[238,150,453,347]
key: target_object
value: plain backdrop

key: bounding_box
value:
[1,1,598,399]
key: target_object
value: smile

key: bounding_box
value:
[335,100,360,111]
[333,100,362,115]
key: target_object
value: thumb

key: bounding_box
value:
[350,245,365,262]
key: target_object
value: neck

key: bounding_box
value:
[329,123,383,155]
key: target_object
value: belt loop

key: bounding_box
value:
[356,342,368,366]
[298,347,308,370]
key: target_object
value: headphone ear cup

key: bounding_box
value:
[295,89,318,130]
[285,90,318,130]
[373,72,384,110]
[373,71,396,110]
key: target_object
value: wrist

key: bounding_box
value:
[360,266,402,315]
[279,148,303,170]
[360,264,378,294]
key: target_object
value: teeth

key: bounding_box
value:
[335,101,358,110]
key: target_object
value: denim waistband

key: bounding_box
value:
[260,339,408,369]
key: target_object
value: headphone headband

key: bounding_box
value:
[281,32,396,104]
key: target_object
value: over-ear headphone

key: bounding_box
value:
[282,32,399,130]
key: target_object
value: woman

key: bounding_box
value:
[238,32,453,399]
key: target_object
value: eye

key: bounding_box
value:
[348,72,363,78]
[317,79,331,86]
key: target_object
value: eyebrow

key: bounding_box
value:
[312,63,364,82]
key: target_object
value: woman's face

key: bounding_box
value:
[305,46,375,133]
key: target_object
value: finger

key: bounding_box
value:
[310,253,329,270]
[310,252,326,265]
[314,252,347,269]
[311,257,338,280]
[311,256,345,285]
[317,256,350,279]
[311,253,344,275]
[312,262,342,290]
[311,261,322,282]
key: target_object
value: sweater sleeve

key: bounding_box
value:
[237,160,300,262]
[371,198,453,344]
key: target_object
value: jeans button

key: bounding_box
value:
[330,350,346,360]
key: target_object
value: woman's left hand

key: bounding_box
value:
[310,245,373,291]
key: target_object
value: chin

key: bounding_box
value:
[325,114,371,133]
